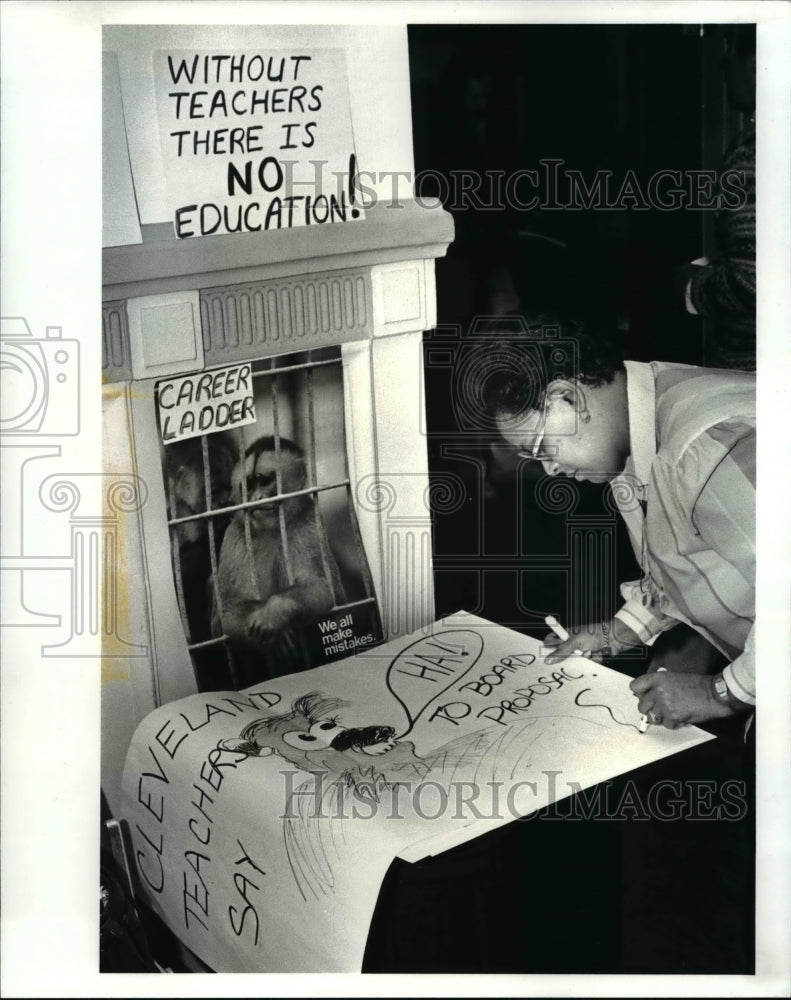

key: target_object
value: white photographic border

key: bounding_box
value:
[1,1,788,996]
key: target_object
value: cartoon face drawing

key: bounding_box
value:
[221,693,430,792]
[216,688,540,902]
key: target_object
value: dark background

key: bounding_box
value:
[410,21,750,653]
[410,23,744,361]
[362,22,756,976]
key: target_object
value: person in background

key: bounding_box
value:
[482,316,755,728]
[683,24,756,370]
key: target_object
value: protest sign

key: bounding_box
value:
[153,49,364,238]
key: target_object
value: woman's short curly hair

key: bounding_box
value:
[479,314,624,421]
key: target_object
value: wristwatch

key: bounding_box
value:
[712,673,744,711]
[600,619,612,657]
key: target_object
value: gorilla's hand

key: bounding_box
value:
[247,594,299,645]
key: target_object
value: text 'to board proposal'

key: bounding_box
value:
[158,364,257,443]
[153,49,365,239]
[121,613,716,973]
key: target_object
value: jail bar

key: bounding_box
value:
[235,425,262,599]
[305,364,345,603]
[166,480,352,525]
[270,369,296,588]
[166,471,194,646]
[250,357,341,379]
[164,349,376,690]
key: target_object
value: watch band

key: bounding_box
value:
[712,673,744,711]
[600,619,613,657]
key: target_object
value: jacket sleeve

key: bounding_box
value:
[688,423,756,704]
[722,626,755,707]
[614,578,679,645]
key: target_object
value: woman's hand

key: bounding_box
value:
[629,671,735,729]
[543,618,643,665]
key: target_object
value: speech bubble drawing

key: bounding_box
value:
[385,629,484,738]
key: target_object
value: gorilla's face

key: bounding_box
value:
[236,446,307,531]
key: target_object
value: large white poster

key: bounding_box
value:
[121,614,714,972]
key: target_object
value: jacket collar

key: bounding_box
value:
[623,361,657,490]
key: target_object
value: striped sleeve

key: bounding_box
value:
[723,626,755,707]
[689,423,756,703]
[615,580,678,644]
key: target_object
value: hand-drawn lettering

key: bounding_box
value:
[180,701,239,732]
[137,774,165,823]
[234,839,266,877]
[222,694,270,712]
[228,840,265,945]
[155,717,189,759]
[135,822,165,894]
[499,653,536,669]
[136,846,165,893]
[142,743,170,783]
[459,677,494,697]
[192,783,214,822]
[428,701,472,726]
[135,822,163,856]
[188,816,211,847]
[247,690,282,709]
[183,891,209,931]
[476,700,521,726]
[229,872,261,945]
[200,757,224,792]
[459,661,519,697]
[397,657,457,682]
[387,629,483,736]
[183,850,211,930]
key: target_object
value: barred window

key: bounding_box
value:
[158,347,382,692]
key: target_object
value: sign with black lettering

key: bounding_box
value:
[120,613,717,972]
[158,364,256,443]
[153,49,364,238]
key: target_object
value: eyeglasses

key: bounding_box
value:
[516,397,551,462]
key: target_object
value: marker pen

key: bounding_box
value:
[544,615,570,642]
[544,616,585,657]
[638,666,667,733]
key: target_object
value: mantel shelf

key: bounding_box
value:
[103,200,454,302]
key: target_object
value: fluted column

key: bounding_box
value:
[38,474,149,657]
